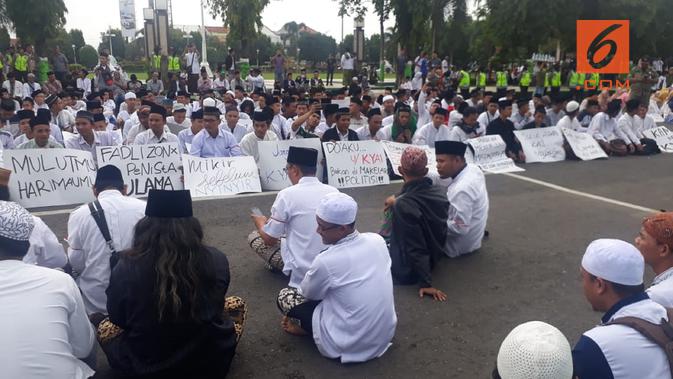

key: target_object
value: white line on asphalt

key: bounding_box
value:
[31,180,405,217]
[503,172,659,213]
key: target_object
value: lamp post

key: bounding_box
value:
[104,31,115,56]
[143,8,155,62]
[256,49,260,67]
[296,48,301,68]
[71,44,77,64]
[354,16,365,73]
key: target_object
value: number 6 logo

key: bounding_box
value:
[577,20,629,74]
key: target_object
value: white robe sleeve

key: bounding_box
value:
[299,257,331,300]
[66,278,95,358]
[446,191,474,236]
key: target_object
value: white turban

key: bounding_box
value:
[316,192,358,225]
[124,92,137,100]
[581,239,644,286]
[382,95,395,103]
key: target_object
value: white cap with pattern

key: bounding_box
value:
[0,201,35,242]
[497,321,573,379]
[316,192,358,226]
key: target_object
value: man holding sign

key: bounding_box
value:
[132,105,179,145]
[65,111,117,163]
[240,109,279,162]
[190,106,241,157]
[435,141,489,258]
[249,147,338,288]
[17,109,63,149]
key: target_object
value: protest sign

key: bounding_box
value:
[514,126,566,163]
[642,126,673,153]
[331,98,350,109]
[96,143,183,197]
[182,155,261,197]
[467,135,524,173]
[560,127,608,160]
[322,140,389,188]
[5,149,96,208]
[257,139,323,190]
[381,140,438,176]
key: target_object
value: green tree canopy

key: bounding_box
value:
[78,45,98,68]
[5,0,67,54]
[207,0,270,58]
[297,33,337,64]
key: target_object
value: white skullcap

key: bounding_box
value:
[565,101,579,113]
[498,97,508,102]
[226,90,235,97]
[124,92,137,100]
[0,201,35,242]
[316,192,358,225]
[202,98,217,107]
[581,239,644,286]
[172,103,186,111]
[497,321,573,379]
[382,95,395,103]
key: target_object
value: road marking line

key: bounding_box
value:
[31,180,405,217]
[503,172,658,213]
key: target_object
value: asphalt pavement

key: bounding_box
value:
[36,152,673,379]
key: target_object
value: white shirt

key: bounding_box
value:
[22,81,41,98]
[355,125,386,141]
[2,79,23,97]
[222,122,249,143]
[634,114,657,135]
[448,109,463,127]
[271,114,291,140]
[76,77,92,96]
[67,190,146,314]
[446,125,476,142]
[617,113,642,144]
[477,110,499,135]
[240,130,278,162]
[647,267,673,308]
[166,115,192,135]
[263,176,339,288]
[445,164,489,257]
[133,128,179,145]
[65,131,118,162]
[177,126,199,154]
[412,122,451,146]
[22,215,67,269]
[300,231,397,363]
[341,54,355,70]
[588,112,629,142]
[580,297,671,379]
[185,51,200,74]
[348,114,368,130]
[556,115,585,132]
[509,111,533,130]
[0,260,95,379]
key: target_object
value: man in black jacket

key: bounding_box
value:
[321,108,359,142]
[384,146,449,301]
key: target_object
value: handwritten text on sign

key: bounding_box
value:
[381,140,438,176]
[642,126,673,153]
[96,143,184,197]
[560,127,608,160]
[5,149,96,208]
[257,139,323,191]
[514,126,566,163]
[182,155,261,197]
[322,140,390,188]
[467,135,524,173]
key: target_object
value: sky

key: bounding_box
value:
[62,0,396,47]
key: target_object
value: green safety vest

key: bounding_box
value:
[168,56,181,71]
[544,72,550,87]
[590,73,600,87]
[496,71,507,88]
[14,54,27,71]
[568,71,581,87]
[476,72,486,87]
[519,71,531,86]
[551,71,561,87]
[459,70,470,88]
[152,55,161,69]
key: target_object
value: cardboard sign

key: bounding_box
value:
[560,127,608,160]
[322,140,390,188]
[467,135,524,173]
[381,140,438,176]
[642,126,673,153]
[4,149,96,208]
[514,126,566,163]
[182,155,261,197]
[331,98,350,109]
[96,143,184,197]
[257,139,323,190]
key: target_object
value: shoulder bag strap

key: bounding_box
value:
[607,316,673,377]
[88,200,120,269]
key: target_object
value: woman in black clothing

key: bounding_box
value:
[96,189,245,378]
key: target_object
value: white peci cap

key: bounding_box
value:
[497,321,573,379]
[316,192,358,226]
[581,239,644,286]
[124,92,137,100]
[565,101,579,113]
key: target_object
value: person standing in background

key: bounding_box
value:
[326,53,336,86]
[184,44,200,94]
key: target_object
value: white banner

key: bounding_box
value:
[514,126,566,163]
[560,127,608,160]
[380,140,438,176]
[118,0,136,39]
[182,155,261,197]
[257,139,324,190]
[467,135,524,173]
[642,126,673,153]
[322,140,390,188]
[96,143,183,197]
[331,98,350,109]
[5,149,96,208]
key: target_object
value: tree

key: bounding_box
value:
[98,29,126,60]
[251,34,282,66]
[389,0,432,55]
[78,45,98,68]
[0,27,10,51]
[297,33,337,64]
[207,0,270,58]
[5,0,67,54]
[338,34,354,54]
[69,29,86,51]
